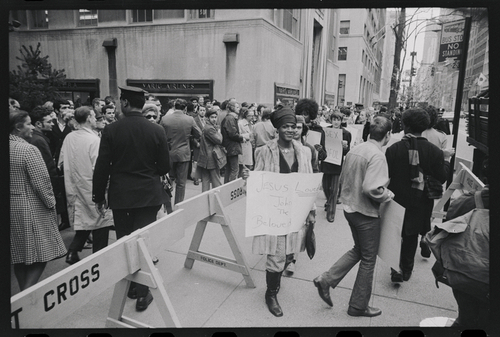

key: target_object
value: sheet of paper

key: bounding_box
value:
[323,128,342,165]
[378,200,405,271]
[245,171,323,237]
[345,125,364,148]
[305,130,322,146]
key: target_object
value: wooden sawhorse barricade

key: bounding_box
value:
[432,162,485,221]
[11,179,253,329]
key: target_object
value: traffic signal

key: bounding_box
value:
[431,66,435,76]
[411,67,417,76]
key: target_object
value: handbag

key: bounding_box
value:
[213,145,227,169]
[305,222,316,259]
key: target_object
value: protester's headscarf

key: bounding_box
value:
[270,107,296,129]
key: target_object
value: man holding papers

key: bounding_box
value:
[313,116,394,318]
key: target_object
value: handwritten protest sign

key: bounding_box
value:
[323,128,342,165]
[378,200,405,271]
[245,171,323,237]
[306,130,322,146]
[345,125,364,148]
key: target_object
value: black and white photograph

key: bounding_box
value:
[6,4,496,335]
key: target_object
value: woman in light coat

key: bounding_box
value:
[238,107,254,174]
[196,108,223,192]
[251,106,316,317]
[10,110,67,291]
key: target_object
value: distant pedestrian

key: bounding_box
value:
[252,108,276,148]
[196,108,223,192]
[221,100,248,183]
[160,98,201,203]
[10,109,67,291]
[313,116,393,318]
[322,111,351,223]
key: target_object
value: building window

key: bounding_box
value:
[190,9,214,19]
[78,9,98,27]
[340,20,350,35]
[131,9,152,23]
[338,74,346,106]
[29,10,49,29]
[99,10,126,23]
[154,10,184,20]
[338,47,347,61]
[281,9,300,39]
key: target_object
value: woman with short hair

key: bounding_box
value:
[10,110,67,291]
[142,103,160,124]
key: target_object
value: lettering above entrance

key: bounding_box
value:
[127,80,213,95]
[56,79,100,92]
[274,83,300,107]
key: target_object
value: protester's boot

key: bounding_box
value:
[283,259,296,277]
[265,271,283,317]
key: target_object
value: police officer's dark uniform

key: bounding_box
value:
[92,86,170,311]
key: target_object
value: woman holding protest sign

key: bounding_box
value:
[247,106,316,317]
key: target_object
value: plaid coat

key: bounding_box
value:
[10,135,67,265]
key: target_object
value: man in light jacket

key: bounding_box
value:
[59,106,113,265]
[312,116,394,318]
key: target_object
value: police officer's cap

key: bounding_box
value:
[118,85,148,96]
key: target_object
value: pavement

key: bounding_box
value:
[11,179,460,330]
[11,120,480,333]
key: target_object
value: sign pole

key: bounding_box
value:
[445,16,472,210]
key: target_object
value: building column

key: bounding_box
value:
[102,38,118,101]
[223,33,239,99]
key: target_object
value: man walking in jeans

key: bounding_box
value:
[312,116,394,317]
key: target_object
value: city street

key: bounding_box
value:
[11,122,474,331]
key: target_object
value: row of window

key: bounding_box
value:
[11,9,216,30]
[11,9,300,41]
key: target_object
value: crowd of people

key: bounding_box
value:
[10,90,487,327]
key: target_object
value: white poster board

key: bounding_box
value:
[345,125,364,148]
[245,171,323,237]
[306,130,322,146]
[377,200,405,271]
[323,128,342,165]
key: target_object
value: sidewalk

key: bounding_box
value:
[11,179,459,329]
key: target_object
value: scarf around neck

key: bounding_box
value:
[402,133,424,198]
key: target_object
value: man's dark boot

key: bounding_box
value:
[265,271,283,317]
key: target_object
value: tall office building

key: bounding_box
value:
[335,8,386,108]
